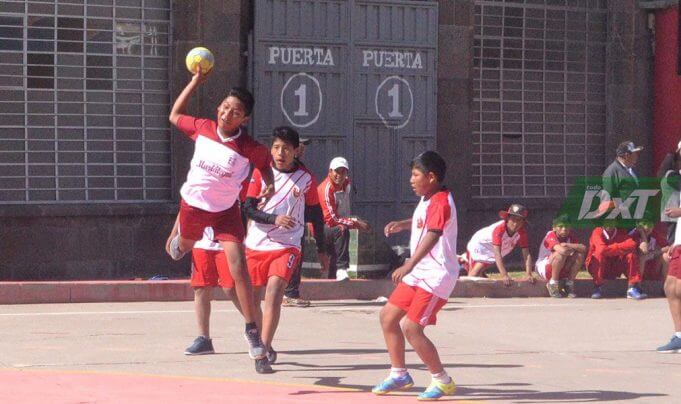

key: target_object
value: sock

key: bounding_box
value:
[245,322,257,333]
[549,279,558,285]
[431,371,451,385]
[675,332,681,338]
[389,367,408,378]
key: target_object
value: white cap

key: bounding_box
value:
[329,157,349,171]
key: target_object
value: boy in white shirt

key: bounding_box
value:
[373,151,459,401]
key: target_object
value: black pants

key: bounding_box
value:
[284,236,304,299]
[324,225,350,279]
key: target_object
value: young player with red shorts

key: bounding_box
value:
[166,67,274,363]
[657,206,681,352]
[242,126,325,373]
[462,204,536,286]
[373,151,459,401]
[629,219,670,281]
[535,215,586,298]
[165,221,242,355]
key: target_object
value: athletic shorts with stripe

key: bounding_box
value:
[388,282,448,327]
[246,247,301,287]
[190,249,234,288]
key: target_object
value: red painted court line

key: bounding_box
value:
[0,369,445,404]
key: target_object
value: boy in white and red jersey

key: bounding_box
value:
[373,151,458,401]
[629,219,670,282]
[166,67,274,363]
[242,126,326,373]
[463,204,536,286]
[165,220,242,355]
[535,215,586,298]
[317,157,371,280]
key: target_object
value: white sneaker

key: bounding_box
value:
[336,269,349,281]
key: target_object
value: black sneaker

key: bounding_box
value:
[267,347,277,364]
[255,357,274,374]
[184,336,214,355]
[244,328,266,359]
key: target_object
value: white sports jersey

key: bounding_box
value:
[193,227,223,251]
[675,195,681,246]
[402,190,460,299]
[176,116,269,213]
[244,166,318,252]
[466,220,529,263]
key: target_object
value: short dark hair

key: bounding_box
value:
[272,126,299,148]
[225,87,255,116]
[411,151,446,182]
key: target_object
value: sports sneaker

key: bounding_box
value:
[546,282,563,298]
[371,374,414,395]
[244,328,266,359]
[336,269,350,281]
[657,335,681,353]
[255,357,274,374]
[267,347,277,364]
[591,286,602,299]
[282,296,311,307]
[417,378,457,401]
[627,286,647,300]
[564,281,577,298]
[168,234,187,261]
[184,336,214,355]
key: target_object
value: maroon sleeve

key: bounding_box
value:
[425,193,451,231]
[175,115,208,141]
[492,223,505,246]
[305,173,320,206]
[246,168,263,199]
[243,138,271,172]
[544,231,560,251]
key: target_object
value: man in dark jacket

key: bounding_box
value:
[602,140,643,208]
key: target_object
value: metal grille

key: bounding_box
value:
[473,0,607,198]
[0,0,172,203]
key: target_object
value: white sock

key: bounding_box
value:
[390,367,408,378]
[674,332,681,338]
[431,371,451,384]
[549,279,558,285]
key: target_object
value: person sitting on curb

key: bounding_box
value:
[586,223,645,300]
[460,204,536,286]
[317,157,371,280]
[535,215,586,298]
[629,219,670,282]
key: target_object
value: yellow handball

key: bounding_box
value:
[185,47,215,74]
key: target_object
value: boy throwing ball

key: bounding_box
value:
[167,66,274,363]
[374,151,459,401]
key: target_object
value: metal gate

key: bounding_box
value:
[252,0,438,236]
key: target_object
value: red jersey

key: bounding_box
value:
[317,176,357,228]
[585,227,637,267]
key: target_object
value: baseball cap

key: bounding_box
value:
[329,157,349,171]
[616,140,644,156]
[498,203,529,220]
[300,137,311,145]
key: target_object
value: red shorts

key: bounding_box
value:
[388,283,448,327]
[465,251,493,272]
[190,249,234,288]
[179,199,244,243]
[246,247,301,287]
[668,246,681,279]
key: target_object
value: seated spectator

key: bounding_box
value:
[586,224,645,300]
[317,157,371,280]
[535,215,586,298]
[462,204,535,286]
[630,219,670,282]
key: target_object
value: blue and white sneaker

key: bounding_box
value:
[591,286,603,299]
[627,286,647,300]
[371,374,414,395]
[657,336,681,353]
[184,336,214,355]
[417,379,457,401]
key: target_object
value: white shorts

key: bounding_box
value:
[535,258,550,280]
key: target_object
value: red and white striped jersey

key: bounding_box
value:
[244,165,319,251]
[176,115,269,212]
[402,189,460,299]
[466,220,529,263]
